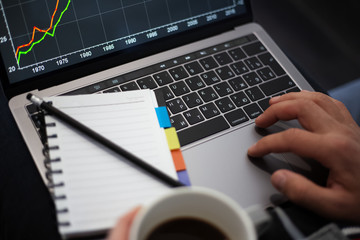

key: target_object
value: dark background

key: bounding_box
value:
[253,0,360,91]
[1,0,359,239]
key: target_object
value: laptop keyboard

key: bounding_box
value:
[26,34,300,147]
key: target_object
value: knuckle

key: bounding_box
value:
[328,135,352,152]
[283,128,302,146]
[284,92,299,98]
[334,99,346,110]
[296,99,315,112]
[313,92,330,102]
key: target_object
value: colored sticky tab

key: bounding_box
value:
[165,127,180,150]
[177,170,191,186]
[171,149,186,171]
[155,107,171,128]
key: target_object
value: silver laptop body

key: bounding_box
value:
[1,1,323,208]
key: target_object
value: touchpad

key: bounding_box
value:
[253,121,328,186]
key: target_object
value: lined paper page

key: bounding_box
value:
[45,90,177,236]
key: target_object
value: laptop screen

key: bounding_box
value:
[0,0,249,88]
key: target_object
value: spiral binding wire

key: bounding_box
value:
[42,114,71,227]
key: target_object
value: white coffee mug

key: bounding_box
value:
[129,186,265,240]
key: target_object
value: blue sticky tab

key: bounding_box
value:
[177,170,191,186]
[155,107,171,128]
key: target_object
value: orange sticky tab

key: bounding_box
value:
[165,127,180,150]
[171,149,186,171]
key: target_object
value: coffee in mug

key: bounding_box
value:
[146,217,229,240]
[129,187,262,240]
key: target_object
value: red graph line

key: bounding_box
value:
[15,0,60,57]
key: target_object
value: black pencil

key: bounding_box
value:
[27,93,184,188]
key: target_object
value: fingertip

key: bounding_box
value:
[269,96,281,104]
[271,170,287,192]
[254,113,264,125]
[247,142,258,156]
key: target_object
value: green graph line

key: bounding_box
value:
[17,0,71,65]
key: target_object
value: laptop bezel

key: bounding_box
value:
[0,0,252,99]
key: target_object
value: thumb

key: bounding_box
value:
[271,170,342,218]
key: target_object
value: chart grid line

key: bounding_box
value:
[0,0,244,83]
[0,0,18,68]
[15,2,236,69]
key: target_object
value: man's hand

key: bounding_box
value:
[107,207,141,240]
[248,91,360,223]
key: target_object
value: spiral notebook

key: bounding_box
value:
[43,90,189,238]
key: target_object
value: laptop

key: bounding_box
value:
[1,0,326,208]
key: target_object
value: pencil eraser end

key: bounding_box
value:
[26,93,33,100]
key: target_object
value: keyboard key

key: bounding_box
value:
[198,87,219,102]
[64,86,90,95]
[104,77,126,88]
[246,34,258,41]
[214,52,233,65]
[180,54,196,63]
[155,60,177,71]
[183,109,205,125]
[225,109,249,126]
[228,48,246,61]
[214,82,233,97]
[258,98,271,111]
[259,76,296,96]
[242,41,267,56]
[243,72,262,86]
[244,103,263,119]
[199,103,220,119]
[230,61,249,75]
[88,82,107,93]
[169,66,189,80]
[230,91,251,107]
[31,113,45,129]
[177,116,230,146]
[258,53,286,76]
[257,67,276,81]
[167,98,187,114]
[153,71,173,86]
[169,81,190,96]
[184,61,204,75]
[103,87,121,93]
[286,87,301,93]
[155,86,174,101]
[137,76,157,89]
[215,66,235,80]
[170,114,188,131]
[201,71,221,85]
[199,56,219,70]
[245,86,265,101]
[120,82,139,91]
[185,76,206,91]
[26,104,39,115]
[244,57,263,70]
[182,93,203,108]
[215,97,235,113]
[228,77,248,91]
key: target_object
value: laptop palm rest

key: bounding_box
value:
[182,122,328,208]
[182,123,285,208]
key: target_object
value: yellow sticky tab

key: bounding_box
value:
[165,127,180,150]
